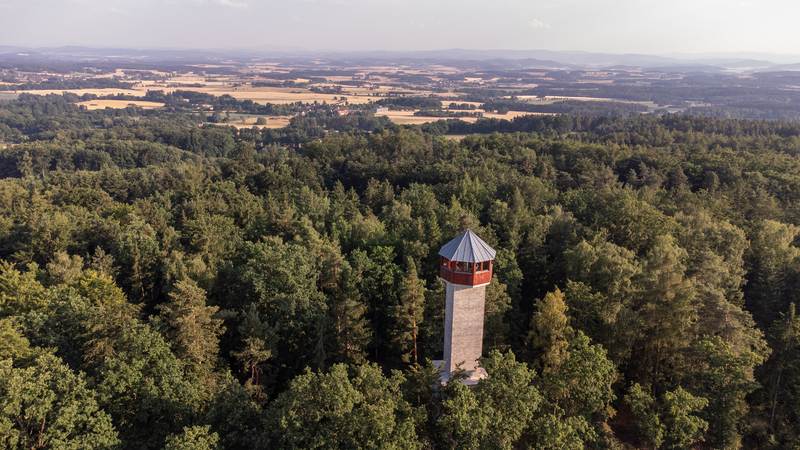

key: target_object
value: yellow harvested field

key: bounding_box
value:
[225,115,293,129]
[211,116,293,130]
[155,86,380,105]
[229,88,377,105]
[264,116,293,129]
[77,100,165,110]
[376,109,478,125]
[19,84,381,105]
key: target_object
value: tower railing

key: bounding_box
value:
[439,258,493,286]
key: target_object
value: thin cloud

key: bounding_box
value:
[215,0,248,7]
[528,18,551,29]
[177,0,249,7]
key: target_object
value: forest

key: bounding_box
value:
[1,93,800,449]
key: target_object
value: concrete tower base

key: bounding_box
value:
[438,281,488,386]
[433,360,488,386]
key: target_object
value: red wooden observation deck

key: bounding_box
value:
[438,229,496,287]
[440,258,493,286]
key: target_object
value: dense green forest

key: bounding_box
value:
[0,78,134,91]
[2,93,800,449]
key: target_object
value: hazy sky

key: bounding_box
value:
[1,0,800,55]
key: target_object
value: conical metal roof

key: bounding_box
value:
[438,229,496,263]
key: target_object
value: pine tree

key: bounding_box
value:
[233,305,274,398]
[0,318,33,362]
[163,426,220,450]
[745,220,800,327]
[624,383,665,449]
[528,288,571,373]
[624,383,708,450]
[633,235,697,386]
[762,303,800,444]
[75,270,141,368]
[484,277,512,352]
[329,262,371,364]
[18,150,33,179]
[393,257,426,364]
[662,387,709,449]
[237,338,271,384]
[158,278,224,382]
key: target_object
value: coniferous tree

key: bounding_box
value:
[632,235,697,386]
[157,278,224,384]
[329,262,371,364]
[393,257,426,365]
[625,383,709,450]
[232,305,274,399]
[759,303,800,445]
[0,318,32,362]
[745,220,800,327]
[528,288,571,372]
[483,277,512,352]
[163,426,221,450]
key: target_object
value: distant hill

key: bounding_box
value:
[1,46,799,72]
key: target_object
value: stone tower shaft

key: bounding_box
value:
[436,229,496,385]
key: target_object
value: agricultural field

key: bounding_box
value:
[17,88,144,97]
[174,85,380,105]
[0,65,649,129]
[0,57,672,121]
[15,84,383,106]
[77,99,165,110]
[7,52,800,121]
[375,109,478,125]
[213,113,294,129]
[376,108,548,125]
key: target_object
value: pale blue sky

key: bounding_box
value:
[1,0,799,55]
